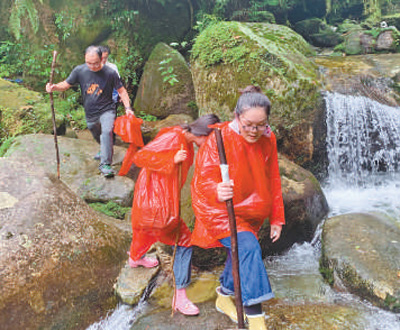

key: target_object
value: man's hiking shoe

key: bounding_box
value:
[94,152,101,160]
[99,164,115,178]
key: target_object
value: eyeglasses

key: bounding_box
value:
[239,116,269,132]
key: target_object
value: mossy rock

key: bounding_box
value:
[134,43,197,120]
[0,79,65,139]
[191,21,318,125]
[294,18,324,42]
[191,21,319,162]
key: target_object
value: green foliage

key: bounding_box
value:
[193,13,221,33]
[0,41,61,89]
[54,10,75,42]
[9,0,41,40]
[0,136,16,157]
[110,10,139,32]
[89,201,131,220]
[51,91,87,130]
[158,57,179,86]
[113,43,143,90]
[137,111,158,122]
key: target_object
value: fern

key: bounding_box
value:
[9,0,42,40]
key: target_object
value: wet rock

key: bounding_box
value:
[376,30,395,51]
[5,134,134,206]
[132,300,235,330]
[259,155,329,256]
[132,271,366,330]
[321,212,400,312]
[115,257,160,305]
[0,158,131,330]
[134,42,197,120]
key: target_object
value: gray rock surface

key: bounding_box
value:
[321,212,400,312]
[5,134,134,206]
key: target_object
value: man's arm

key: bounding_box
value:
[117,86,134,115]
[46,81,71,93]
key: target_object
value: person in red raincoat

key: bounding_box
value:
[128,114,220,316]
[191,86,285,329]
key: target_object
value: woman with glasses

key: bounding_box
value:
[190,85,285,330]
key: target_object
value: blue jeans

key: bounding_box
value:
[219,231,274,306]
[173,246,192,289]
[86,111,116,165]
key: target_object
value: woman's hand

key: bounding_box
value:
[270,225,282,243]
[174,149,187,164]
[217,180,234,202]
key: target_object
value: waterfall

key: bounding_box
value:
[324,92,400,219]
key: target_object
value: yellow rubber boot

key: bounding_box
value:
[247,313,267,330]
[215,286,238,323]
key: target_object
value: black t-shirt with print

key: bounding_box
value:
[66,64,123,121]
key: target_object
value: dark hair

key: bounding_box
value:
[99,45,111,55]
[85,45,102,59]
[180,114,220,136]
[234,85,271,117]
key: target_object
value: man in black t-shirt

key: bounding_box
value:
[46,45,134,177]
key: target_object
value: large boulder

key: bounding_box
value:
[258,155,329,256]
[134,43,197,120]
[0,158,131,329]
[4,134,134,206]
[321,212,400,312]
[190,21,320,164]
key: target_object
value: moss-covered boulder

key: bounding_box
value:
[0,158,131,329]
[321,212,400,312]
[0,79,65,138]
[134,43,197,120]
[190,21,320,163]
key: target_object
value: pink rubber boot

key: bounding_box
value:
[172,288,199,316]
[127,252,159,268]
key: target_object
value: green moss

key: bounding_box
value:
[89,201,131,220]
[191,22,319,129]
[0,136,16,157]
[384,294,400,312]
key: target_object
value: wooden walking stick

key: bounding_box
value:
[214,128,245,329]
[171,144,184,317]
[49,50,61,179]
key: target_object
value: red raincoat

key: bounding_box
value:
[191,121,285,248]
[129,126,194,261]
[113,114,144,176]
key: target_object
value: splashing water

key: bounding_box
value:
[324,92,400,220]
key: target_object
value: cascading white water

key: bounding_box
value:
[324,92,400,220]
